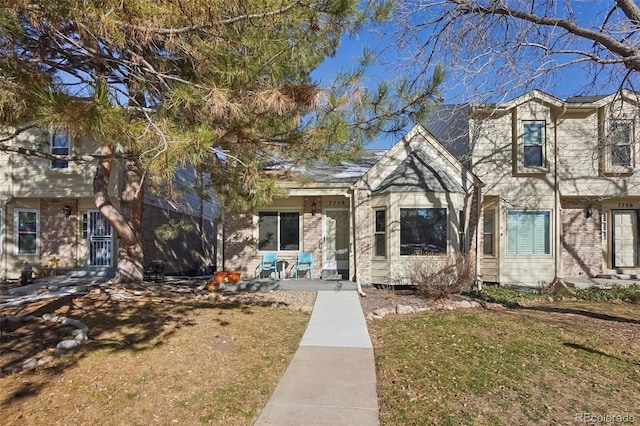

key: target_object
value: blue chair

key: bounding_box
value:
[256,252,278,279]
[294,252,314,279]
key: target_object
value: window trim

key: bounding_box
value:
[606,119,635,172]
[50,130,71,171]
[517,120,548,173]
[399,207,448,256]
[15,209,39,255]
[506,210,551,256]
[373,209,386,258]
[483,210,495,256]
[257,210,302,252]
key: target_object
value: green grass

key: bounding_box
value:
[481,283,640,305]
[369,302,640,425]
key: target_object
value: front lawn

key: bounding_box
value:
[369,301,640,425]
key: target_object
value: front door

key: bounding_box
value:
[323,209,350,275]
[612,210,639,268]
[87,211,113,267]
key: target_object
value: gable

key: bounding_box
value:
[372,149,466,194]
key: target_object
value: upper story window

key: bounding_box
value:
[610,120,633,167]
[258,211,300,251]
[15,209,39,255]
[522,121,545,168]
[51,131,70,169]
[400,208,447,255]
[374,209,386,258]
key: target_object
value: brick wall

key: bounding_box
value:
[353,189,371,284]
[302,197,322,278]
[561,199,602,277]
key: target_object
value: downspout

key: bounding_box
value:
[350,186,366,297]
[474,183,484,292]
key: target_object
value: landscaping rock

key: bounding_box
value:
[57,339,80,351]
[373,307,391,318]
[396,304,415,315]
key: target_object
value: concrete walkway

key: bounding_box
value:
[254,291,379,426]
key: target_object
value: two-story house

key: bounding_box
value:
[220,89,640,289]
[459,90,640,286]
[0,127,217,280]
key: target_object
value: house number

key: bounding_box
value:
[618,203,634,208]
[328,200,346,206]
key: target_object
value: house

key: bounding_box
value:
[0,126,217,280]
[456,90,640,286]
[221,126,482,289]
[221,89,640,288]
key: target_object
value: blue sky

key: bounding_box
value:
[309,3,630,149]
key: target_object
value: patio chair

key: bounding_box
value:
[255,252,279,280]
[294,252,314,279]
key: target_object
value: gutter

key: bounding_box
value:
[474,182,484,291]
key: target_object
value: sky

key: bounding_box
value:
[309,2,631,149]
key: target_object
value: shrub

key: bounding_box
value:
[403,253,475,300]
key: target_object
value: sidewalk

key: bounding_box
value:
[254,290,379,425]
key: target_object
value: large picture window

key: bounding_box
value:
[16,210,39,254]
[523,121,545,168]
[258,211,300,251]
[507,211,550,255]
[374,209,386,257]
[400,208,447,255]
[51,131,70,169]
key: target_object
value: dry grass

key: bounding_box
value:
[369,301,640,426]
[0,288,310,425]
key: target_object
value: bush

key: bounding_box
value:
[403,253,475,300]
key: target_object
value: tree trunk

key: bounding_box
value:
[93,148,145,283]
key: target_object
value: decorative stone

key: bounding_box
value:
[23,315,38,321]
[373,307,391,318]
[396,304,416,315]
[38,356,54,365]
[365,313,374,321]
[62,318,88,330]
[42,313,54,321]
[484,302,506,310]
[416,307,431,312]
[21,358,37,369]
[456,300,473,309]
[56,316,68,323]
[57,340,80,350]
[72,329,89,341]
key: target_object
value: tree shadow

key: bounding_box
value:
[519,304,640,326]
[563,342,640,366]
[0,280,270,407]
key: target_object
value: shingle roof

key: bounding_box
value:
[424,104,471,162]
[268,150,387,184]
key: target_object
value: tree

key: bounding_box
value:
[0,0,443,282]
[392,0,640,100]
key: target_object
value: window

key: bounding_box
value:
[374,209,386,257]
[16,210,39,254]
[507,211,550,255]
[51,131,70,169]
[523,121,544,168]
[400,208,447,255]
[610,121,632,167]
[483,211,495,255]
[258,211,300,251]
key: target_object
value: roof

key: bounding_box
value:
[372,149,466,194]
[565,95,609,103]
[424,104,471,162]
[268,150,387,184]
